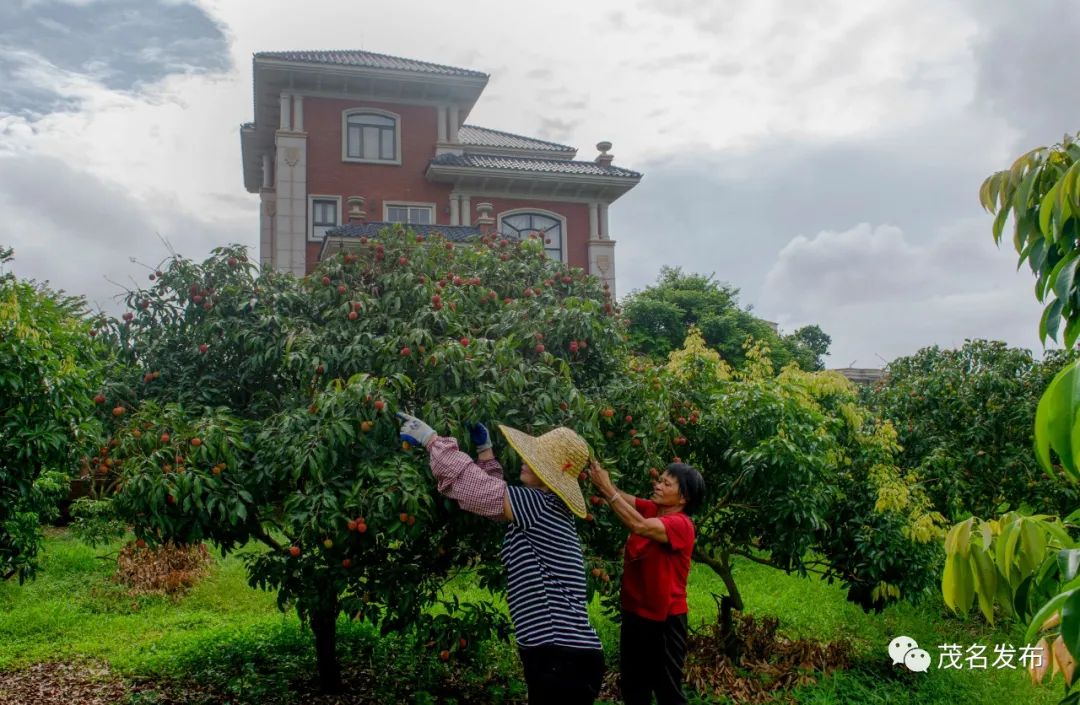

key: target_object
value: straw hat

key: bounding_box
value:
[498,425,590,518]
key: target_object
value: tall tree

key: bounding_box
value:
[0,246,104,582]
[621,266,830,370]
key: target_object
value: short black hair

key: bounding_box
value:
[665,463,705,515]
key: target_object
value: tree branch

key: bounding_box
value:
[729,547,776,568]
[252,523,283,552]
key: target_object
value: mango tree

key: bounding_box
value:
[0,246,105,583]
[942,132,1080,698]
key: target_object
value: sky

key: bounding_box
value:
[1,0,1077,369]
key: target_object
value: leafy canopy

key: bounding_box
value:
[621,266,830,370]
[0,246,105,582]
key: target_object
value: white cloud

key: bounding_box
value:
[759,221,1048,368]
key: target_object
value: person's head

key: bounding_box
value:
[520,463,547,490]
[652,463,705,515]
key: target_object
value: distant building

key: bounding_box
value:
[831,367,887,385]
[239,49,642,296]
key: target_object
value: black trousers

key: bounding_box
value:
[518,644,606,705]
[620,611,689,705]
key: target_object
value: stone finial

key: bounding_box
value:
[347,196,367,223]
[595,141,614,166]
[476,202,495,236]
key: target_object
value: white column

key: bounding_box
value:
[437,106,448,142]
[461,196,471,226]
[448,105,460,143]
[274,132,308,276]
[294,95,304,132]
[599,204,610,240]
[279,92,291,131]
[589,203,599,239]
[262,153,272,189]
[449,195,460,226]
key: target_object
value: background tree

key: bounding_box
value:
[621,266,831,370]
[785,324,831,371]
[0,246,104,582]
[866,339,1078,521]
[588,329,945,656]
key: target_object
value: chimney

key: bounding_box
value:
[595,141,613,167]
[476,202,495,236]
[346,196,366,223]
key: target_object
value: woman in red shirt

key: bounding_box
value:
[588,460,705,705]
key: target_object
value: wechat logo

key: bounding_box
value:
[889,636,931,672]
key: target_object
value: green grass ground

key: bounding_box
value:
[0,529,1066,704]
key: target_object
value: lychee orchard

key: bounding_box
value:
[82,226,940,692]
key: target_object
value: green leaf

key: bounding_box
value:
[1060,549,1080,583]
[1035,360,1080,477]
[1040,298,1064,343]
[970,547,999,624]
[943,551,975,614]
[1053,253,1080,302]
[992,206,1010,245]
[1018,519,1048,578]
[1041,180,1062,237]
[1061,588,1080,661]
[1025,587,1076,645]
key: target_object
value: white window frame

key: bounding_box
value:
[308,194,341,241]
[497,208,568,264]
[341,108,403,165]
[383,201,436,225]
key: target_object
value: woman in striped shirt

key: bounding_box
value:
[398,413,605,705]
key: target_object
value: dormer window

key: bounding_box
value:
[343,109,401,164]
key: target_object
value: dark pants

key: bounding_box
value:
[518,644,606,705]
[620,611,689,705]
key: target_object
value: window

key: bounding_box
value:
[310,197,339,239]
[385,204,434,225]
[499,212,564,261]
[344,111,399,163]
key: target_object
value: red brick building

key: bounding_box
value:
[240,50,641,296]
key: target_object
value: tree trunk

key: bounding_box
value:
[309,596,342,694]
[693,547,743,659]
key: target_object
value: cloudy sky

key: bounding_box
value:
[1,0,1077,368]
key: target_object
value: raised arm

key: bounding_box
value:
[588,458,669,543]
[398,414,513,521]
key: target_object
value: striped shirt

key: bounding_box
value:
[426,437,600,650]
[501,487,602,650]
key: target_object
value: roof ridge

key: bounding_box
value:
[461,124,575,151]
[430,152,642,178]
[253,49,487,78]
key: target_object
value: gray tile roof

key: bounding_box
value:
[430,153,641,178]
[325,222,482,241]
[254,50,487,79]
[459,125,575,153]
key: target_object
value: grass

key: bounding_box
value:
[0,529,1068,704]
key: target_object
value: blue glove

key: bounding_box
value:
[469,422,492,452]
[397,412,436,448]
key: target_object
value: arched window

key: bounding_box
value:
[343,110,400,163]
[499,211,564,261]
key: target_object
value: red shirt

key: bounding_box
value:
[620,498,695,621]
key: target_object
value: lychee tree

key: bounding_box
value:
[0,246,105,582]
[88,229,629,692]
